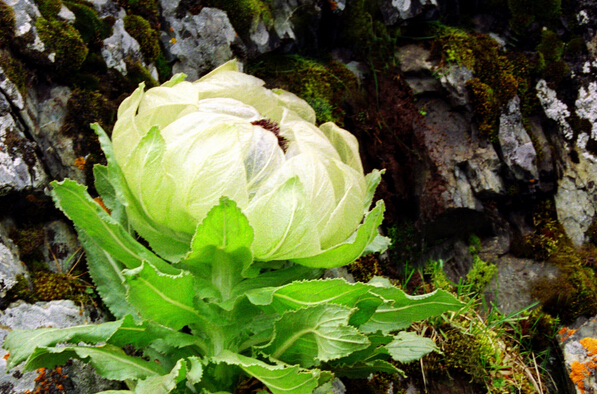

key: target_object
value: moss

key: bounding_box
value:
[155,52,172,83]
[466,78,499,137]
[565,36,587,57]
[205,0,271,37]
[35,0,62,19]
[62,89,112,136]
[117,0,159,30]
[9,225,45,262]
[507,0,561,35]
[341,0,375,55]
[466,256,497,294]
[247,55,358,126]
[35,17,89,74]
[536,29,564,63]
[126,60,158,89]
[123,14,160,63]
[33,272,74,301]
[63,0,113,47]
[588,220,597,246]
[0,51,31,96]
[349,254,385,283]
[0,0,15,47]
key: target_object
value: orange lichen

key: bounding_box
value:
[558,327,577,342]
[2,352,9,360]
[569,337,597,394]
[74,156,86,170]
[581,338,597,356]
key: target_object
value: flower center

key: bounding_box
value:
[251,119,288,152]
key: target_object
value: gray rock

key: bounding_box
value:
[415,98,482,212]
[57,4,76,23]
[168,8,238,81]
[42,220,81,274]
[439,64,473,107]
[0,101,48,195]
[498,95,539,181]
[0,240,26,300]
[101,18,144,76]
[554,157,597,246]
[558,315,597,394]
[488,255,559,316]
[465,145,506,197]
[0,300,119,394]
[89,0,124,19]
[22,84,86,184]
[396,44,435,74]
[0,67,25,111]
[379,0,437,25]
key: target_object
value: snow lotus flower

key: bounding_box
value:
[109,60,387,266]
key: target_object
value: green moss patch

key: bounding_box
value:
[205,0,271,37]
[123,14,160,63]
[35,17,88,74]
[247,55,358,126]
[0,51,31,96]
[0,0,15,46]
[63,0,113,47]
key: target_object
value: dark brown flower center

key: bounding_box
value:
[251,119,288,152]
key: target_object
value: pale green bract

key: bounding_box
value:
[111,59,386,263]
[3,60,464,394]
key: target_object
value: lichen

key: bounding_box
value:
[0,0,15,47]
[35,17,89,74]
[123,14,159,63]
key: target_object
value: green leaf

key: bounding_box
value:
[211,351,322,394]
[24,344,165,380]
[327,331,393,368]
[135,358,190,394]
[4,319,123,368]
[385,331,437,363]
[331,359,402,379]
[245,278,382,326]
[124,262,205,330]
[184,197,254,278]
[50,178,178,275]
[93,123,191,262]
[259,304,370,368]
[78,230,140,320]
[290,200,386,268]
[360,287,464,334]
[93,164,128,227]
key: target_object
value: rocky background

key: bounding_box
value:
[1,0,597,393]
